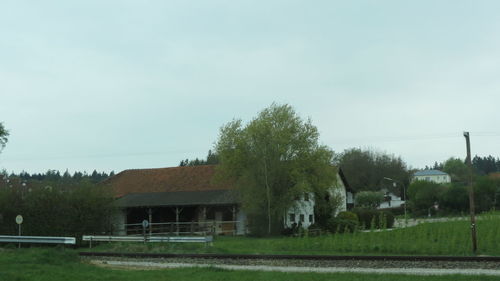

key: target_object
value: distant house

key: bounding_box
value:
[412,170,451,184]
[104,165,350,235]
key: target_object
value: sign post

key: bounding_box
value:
[15,215,23,249]
[142,220,149,243]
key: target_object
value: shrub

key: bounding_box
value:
[355,191,384,208]
[352,208,394,229]
[326,211,359,233]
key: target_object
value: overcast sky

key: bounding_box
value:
[1,1,500,174]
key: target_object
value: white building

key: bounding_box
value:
[378,191,404,209]
[412,170,451,184]
[283,170,351,228]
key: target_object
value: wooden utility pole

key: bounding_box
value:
[464,131,478,253]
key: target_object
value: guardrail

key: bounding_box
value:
[82,235,213,248]
[0,235,76,245]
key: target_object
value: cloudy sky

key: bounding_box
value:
[1,1,500,174]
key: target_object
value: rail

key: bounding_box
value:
[124,220,239,236]
[82,235,213,248]
[0,235,76,245]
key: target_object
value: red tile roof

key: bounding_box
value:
[104,165,233,198]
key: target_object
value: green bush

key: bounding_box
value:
[0,182,116,244]
[336,211,358,222]
[326,211,359,233]
[352,208,394,229]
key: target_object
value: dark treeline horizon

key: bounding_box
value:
[1,169,115,184]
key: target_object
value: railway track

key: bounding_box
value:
[79,252,500,262]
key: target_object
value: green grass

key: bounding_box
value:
[85,212,500,256]
[1,248,499,281]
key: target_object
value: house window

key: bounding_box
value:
[309,214,313,223]
[300,214,305,222]
[289,213,295,222]
[304,193,309,201]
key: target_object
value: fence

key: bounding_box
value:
[0,235,76,245]
[124,220,240,236]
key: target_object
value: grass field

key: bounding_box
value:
[1,248,499,281]
[85,212,500,256]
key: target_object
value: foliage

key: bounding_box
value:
[439,183,469,213]
[354,191,384,208]
[474,177,500,212]
[214,103,337,235]
[442,157,469,183]
[179,150,219,166]
[326,211,359,233]
[313,187,343,228]
[0,122,8,152]
[336,148,409,194]
[352,208,394,229]
[472,155,500,175]
[0,182,116,244]
[407,180,445,216]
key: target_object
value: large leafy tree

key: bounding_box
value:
[0,122,8,152]
[336,148,409,195]
[214,104,337,235]
[443,157,469,183]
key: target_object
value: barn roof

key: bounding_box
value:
[115,189,239,208]
[105,164,350,208]
[104,165,232,198]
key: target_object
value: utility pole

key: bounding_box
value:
[464,131,477,253]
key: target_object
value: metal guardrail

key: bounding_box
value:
[82,235,213,247]
[0,235,76,245]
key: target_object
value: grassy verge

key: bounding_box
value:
[1,248,499,281]
[84,213,500,256]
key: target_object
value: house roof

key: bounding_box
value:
[413,170,448,176]
[105,164,351,208]
[103,165,232,198]
[115,189,239,208]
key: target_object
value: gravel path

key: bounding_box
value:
[88,258,500,276]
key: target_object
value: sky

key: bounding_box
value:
[1,0,500,174]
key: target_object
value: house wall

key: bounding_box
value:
[284,192,315,229]
[333,173,348,214]
[236,209,247,235]
[112,209,127,235]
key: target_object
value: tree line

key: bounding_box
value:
[427,155,500,176]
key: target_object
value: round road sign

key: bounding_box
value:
[15,215,23,225]
[142,220,149,228]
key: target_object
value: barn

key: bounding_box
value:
[104,165,351,236]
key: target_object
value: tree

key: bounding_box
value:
[336,148,409,195]
[407,180,445,216]
[0,122,8,153]
[472,155,499,175]
[179,150,220,167]
[354,191,384,208]
[214,103,337,235]
[443,157,468,183]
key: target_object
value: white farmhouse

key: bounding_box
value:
[412,170,451,184]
